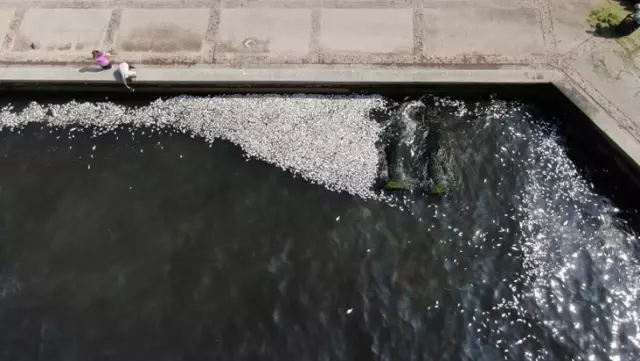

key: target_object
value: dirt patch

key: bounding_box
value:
[120,23,203,52]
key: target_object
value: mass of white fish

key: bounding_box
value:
[0,94,385,198]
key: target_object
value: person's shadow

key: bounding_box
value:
[78,67,104,73]
[112,69,123,82]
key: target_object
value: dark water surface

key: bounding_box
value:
[0,95,639,361]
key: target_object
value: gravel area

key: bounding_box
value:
[0,94,386,198]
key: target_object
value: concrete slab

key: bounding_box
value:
[319,9,413,54]
[15,9,111,52]
[555,76,640,172]
[570,40,640,137]
[216,9,311,55]
[422,6,544,57]
[117,9,209,53]
[550,0,599,55]
[422,0,533,7]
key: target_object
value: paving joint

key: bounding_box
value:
[411,0,425,58]
[203,1,221,64]
[103,8,122,51]
[534,0,558,62]
[309,7,321,64]
[0,6,25,53]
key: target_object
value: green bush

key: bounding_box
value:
[588,1,627,36]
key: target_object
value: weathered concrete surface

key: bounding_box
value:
[117,9,209,54]
[550,0,599,54]
[216,9,312,63]
[7,8,111,60]
[422,5,545,58]
[320,9,414,54]
[0,0,636,167]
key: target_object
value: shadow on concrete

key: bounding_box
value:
[587,1,640,38]
[78,67,105,73]
[616,13,640,37]
[615,0,637,12]
[589,14,640,38]
[112,69,123,82]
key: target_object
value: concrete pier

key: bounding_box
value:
[0,0,638,167]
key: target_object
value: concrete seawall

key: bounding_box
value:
[2,66,640,183]
[0,67,560,89]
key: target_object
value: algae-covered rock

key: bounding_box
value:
[428,182,448,196]
[384,179,410,190]
[379,99,460,197]
[418,121,457,197]
[380,101,422,192]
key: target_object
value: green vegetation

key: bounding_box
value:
[384,179,409,190]
[587,1,627,37]
[428,183,448,196]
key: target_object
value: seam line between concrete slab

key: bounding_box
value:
[204,1,221,64]
[412,4,424,58]
[103,8,122,51]
[1,6,25,53]
[309,7,320,63]
[534,0,557,61]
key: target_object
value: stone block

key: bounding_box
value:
[15,9,111,52]
[117,9,209,53]
[320,9,414,54]
[422,6,544,57]
[217,9,311,55]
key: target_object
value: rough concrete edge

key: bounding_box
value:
[0,66,561,83]
[553,77,640,178]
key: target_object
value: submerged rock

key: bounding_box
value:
[381,101,422,191]
[422,123,456,196]
[380,100,459,197]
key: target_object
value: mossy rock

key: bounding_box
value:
[428,183,448,196]
[384,179,410,190]
[588,1,627,37]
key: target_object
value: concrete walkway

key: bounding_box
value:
[0,0,638,159]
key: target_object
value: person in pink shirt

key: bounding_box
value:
[92,50,112,70]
